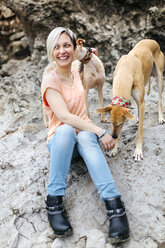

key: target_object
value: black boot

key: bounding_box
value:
[105,197,130,244]
[46,195,73,237]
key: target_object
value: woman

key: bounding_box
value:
[41,27,130,244]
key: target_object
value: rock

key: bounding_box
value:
[9,31,25,41]
[51,238,64,248]
[75,236,87,248]
[105,243,113,248]
[0,58,30,76]
[86,229,106,248]
[0,4,14,18]
[149,6,159,14]
[30,230,52,248]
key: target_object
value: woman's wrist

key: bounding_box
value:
[98,129,106,139]
[95,127,104,137]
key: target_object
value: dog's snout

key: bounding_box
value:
[112,134,118,139]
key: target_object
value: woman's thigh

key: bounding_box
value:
[47,124,77,153]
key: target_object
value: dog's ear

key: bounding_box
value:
[76,38,85,47]
[123,108,134,120]
[91,48,98,56]
[95,105,113,114]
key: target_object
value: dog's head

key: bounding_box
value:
[75,38,98,60]
[74,38,86,60]
[95,104,134,139]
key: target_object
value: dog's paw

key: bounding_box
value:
[159,117,165,124]
[133,149,143,161]
[107,149,118,157]
[101,117,110,123]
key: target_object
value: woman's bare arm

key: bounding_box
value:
[46,88,114,150]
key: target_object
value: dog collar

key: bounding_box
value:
[80,48,93,64]
[112,96,131,108]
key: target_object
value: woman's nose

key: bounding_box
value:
[59,46,65,53]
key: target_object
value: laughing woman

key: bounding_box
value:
[41,27,130,244]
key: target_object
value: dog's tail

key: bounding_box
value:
[147,58,162,95]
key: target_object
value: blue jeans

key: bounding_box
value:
[47,124,121,201]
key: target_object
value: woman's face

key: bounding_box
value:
[52,32,75,68]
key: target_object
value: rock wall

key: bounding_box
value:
[0,1,165,248]
[1,0,165,73]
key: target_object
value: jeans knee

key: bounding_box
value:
[77,131,97,145]
[48,124,77,154]
[56,124,76,138]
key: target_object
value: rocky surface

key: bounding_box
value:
[0,0,165,248]
[0,4,30,67]
[0,59,165,248]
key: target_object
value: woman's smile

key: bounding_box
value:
[58,55,69,60]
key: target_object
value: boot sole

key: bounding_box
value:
[53,228,73,238]
[109,234,130,244]
[48,222,73,238]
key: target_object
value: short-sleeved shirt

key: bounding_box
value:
[41,68,91,141]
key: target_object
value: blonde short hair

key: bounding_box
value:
[46,27,77,63]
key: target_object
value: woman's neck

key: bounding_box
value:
[55,65,74,86]
[55,65,72,80]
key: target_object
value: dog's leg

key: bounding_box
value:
[134,98,145,161]
[132,88,145,161]
[109,137,120,157]
[85,87,90,118]
[82,77,90,118]
[97,85,108,123]
[157,71,165,124]
[153,54,165,124]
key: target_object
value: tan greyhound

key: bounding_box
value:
[95,39,165,161]
[73,38,107,122]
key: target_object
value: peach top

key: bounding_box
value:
[41,68,91,141]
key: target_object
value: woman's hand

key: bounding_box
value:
[99,133,115,151]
